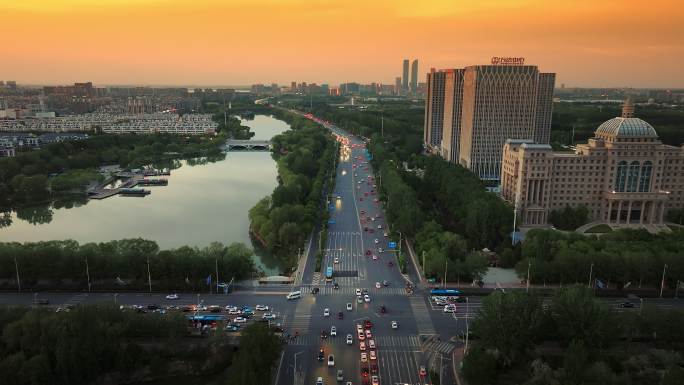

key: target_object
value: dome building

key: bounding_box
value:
[500,99,684,229]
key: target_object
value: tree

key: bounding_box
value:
[550,285,620,349]
[461,346,499,385]
[472,291,546,366]
[227,323,282,385]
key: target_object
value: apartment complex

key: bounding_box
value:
[500,100,684,227]
[423,60,555,180]
[0,113,217,135]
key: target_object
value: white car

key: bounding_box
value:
[372,375,379,385]
[368,339,376,349]
[370,350,377,360]
[262,313,277,320]
[328,354,335,367]
[378,247,383,253]
[375,282,381,289]
[347,302,353,311]
[334,257,339,264]
[443,304,457,313]
[374,239,379,244]
[391,320,398,329]
[233,317,247,323]
[383,232,388,237]
[165,294,179,300]
[372,254,378,260]
[331,326,337,336]
[255,304,268,311]
[377,224,382,229]
[364,294,371,303]
[361,352,368,362]
[324,308,330,317]
[316,377,323,385]
[346,334,353,345]
[355,288,362,296]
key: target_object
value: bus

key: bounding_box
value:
[430,288,462,297]
[325,266,333,281]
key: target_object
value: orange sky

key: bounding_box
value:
[1,0,682,87]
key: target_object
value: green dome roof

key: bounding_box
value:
[595,117,658,138]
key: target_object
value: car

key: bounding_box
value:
[347,302,353,311]
[334,257,339,264]
[337,370,344,381]
[234,317,247,323]
[360,210,365,214]
[318,349,325,361]
[208,305,222,313]
[346,334,354,345]
[371,363,378,374]
[364,294,371,303]
[338,311,344,319]
[383,232,388,237]
[311,287,320,294]
[620,301,636,308]
[391,321,398,329]
[379,305,386,313]
[361,352,368,362]
[364,320,373,329]
[165,294,179,300]
[377,224,382,229]
[225,305,237,311]
[225,323,239,332]
[334,282,339,289]
[382,280,389,287]
[147,304,160,310]
[443,304,457,313]
[372,254,377,260]
[371,375,379,385]
[228,308,241,315]
[365,329,372,339]
[255,304,269,311]
[369,350,377,360]
[363,226,368,232]
[324,308,330,317]
[359,340,366,350]
[419,365,427,376]
[328,354,335,367]
[378,247,383,253]
[356,324,363,333]
[365,250,371,256]
[361,367,370,378]
[368,339,376,349]
[358,332,366,341]
[374,239,379,244]
[316,377,324,385]
[357,296,364,303]
[331,326,337,336]
[321,330,329,339]
[262,313,277,320]
[375,282,381,289]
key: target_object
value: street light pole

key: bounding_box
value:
[660,264,668,298]
[85,255,91,292]
[465,297,470,354]
[146,256,152,293]
[13,255,21,293]
[444,256,448,288]
[526,259,531,293]
[588,262,594,289]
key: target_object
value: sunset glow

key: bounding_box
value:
[1,0,682,87]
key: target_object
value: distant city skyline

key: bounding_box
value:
[1,0,683,88]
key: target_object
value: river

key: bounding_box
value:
[0,114,290,275]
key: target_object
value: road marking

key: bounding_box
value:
[409,296,437,335]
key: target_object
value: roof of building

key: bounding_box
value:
[595,117,658,139]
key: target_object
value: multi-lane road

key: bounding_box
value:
[2,115,682,385]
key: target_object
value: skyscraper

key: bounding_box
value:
[395,77,402,95]
[410,60,418,92]
[402,59,409,92]
[423,69,447,150]
[424,60,555,180]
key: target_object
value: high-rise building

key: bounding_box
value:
[402,59,409,92]
[395,77,402,95]
[424,60,555,180]
[423,69,447,151]
[410,60,419,92]
[291,82,297,92]
[501,99,684,227]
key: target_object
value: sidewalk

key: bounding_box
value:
[452,346,466,385]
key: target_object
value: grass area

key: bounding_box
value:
[584,224,613,233]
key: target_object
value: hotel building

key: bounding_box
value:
[423,60,555,180]
[500,100,684,227]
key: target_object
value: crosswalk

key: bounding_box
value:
[65,293,88,306]
[299,286,407,296]
[288,334,421,350]
[285,301,313,334]
[311,272,321,286]
[409,296,437,335]
[422,337,456,355]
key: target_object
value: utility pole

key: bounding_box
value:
[13,255,21,293]
[588,262,594,289]
[147,256,152,293]
[465,296,470,354]
[444,256,448,288]
[660,264,668,298]
[526,259,531,293]
[85,255,92,292]
[215,258,219,293]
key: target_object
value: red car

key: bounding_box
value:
[364,320,373,329]
[365,249,372,255]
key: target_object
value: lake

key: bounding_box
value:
[0,114,291,275]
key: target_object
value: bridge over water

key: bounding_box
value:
[225,139,271,151]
